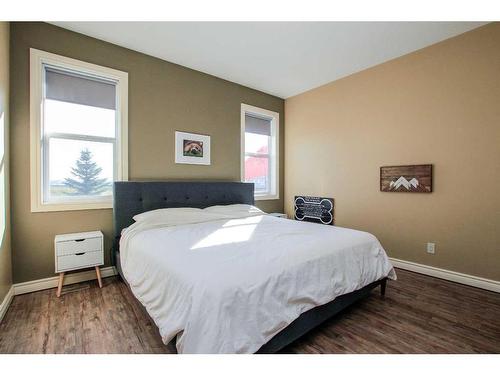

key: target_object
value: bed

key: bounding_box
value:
[112,181,395,353]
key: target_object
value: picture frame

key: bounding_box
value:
[175,131,211,165]
[380,164,432,193]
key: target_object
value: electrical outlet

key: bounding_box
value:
[426,242,436,254]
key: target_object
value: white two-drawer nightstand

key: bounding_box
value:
[55,231,104,297]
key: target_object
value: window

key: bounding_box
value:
[30,49,128,212]
[241,104,279,200]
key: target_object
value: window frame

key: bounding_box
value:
[30,48,128,212]
[240,103,279,200]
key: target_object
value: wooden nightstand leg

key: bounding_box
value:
[95,266,103,288]
[56,272,65,297]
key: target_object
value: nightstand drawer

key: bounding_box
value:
[56,237,101,256]
[56,250,103,272]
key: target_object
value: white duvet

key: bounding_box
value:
[119,205,396,354]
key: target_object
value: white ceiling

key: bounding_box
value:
[51,22,486,98]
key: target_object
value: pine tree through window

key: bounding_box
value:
[64,149,111,196]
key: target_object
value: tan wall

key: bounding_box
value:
[10,22,284,283]
[0,22,12,301]
[285,23,500,281]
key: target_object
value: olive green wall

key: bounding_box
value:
[10,22,284,283]
[0,21,12,302]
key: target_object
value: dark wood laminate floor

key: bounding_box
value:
[1,269,499,354]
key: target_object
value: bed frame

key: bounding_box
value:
[112,181,387,353]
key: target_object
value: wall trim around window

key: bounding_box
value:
[29,48,129,212]
[240,103,279,201]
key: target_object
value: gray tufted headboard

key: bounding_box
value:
[112,181,255,252]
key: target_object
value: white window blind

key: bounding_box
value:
[45,68,117,110]
[244,114,271,136]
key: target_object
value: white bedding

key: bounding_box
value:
[119,206,396,353]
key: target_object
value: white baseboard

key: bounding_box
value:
[390,257,500,293]
[0,286,14,323]
[13,266,117,296]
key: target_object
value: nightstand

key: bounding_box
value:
[269,213,287,219]
[55,231,104,297]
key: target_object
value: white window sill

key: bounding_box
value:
[254,194,280,201]
[31,201,112,213]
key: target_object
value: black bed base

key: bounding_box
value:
[257,278,386,353]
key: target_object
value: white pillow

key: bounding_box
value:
[133,207,202,222]
[203,204,264,215]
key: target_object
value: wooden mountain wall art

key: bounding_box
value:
[380,164,432,193]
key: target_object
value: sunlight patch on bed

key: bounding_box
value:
[190,215,262,250]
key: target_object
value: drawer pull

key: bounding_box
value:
[75,252,86,256]
[75,239,86,242]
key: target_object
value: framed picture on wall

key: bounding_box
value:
[380,164,432,192]
[175,131,211,165]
